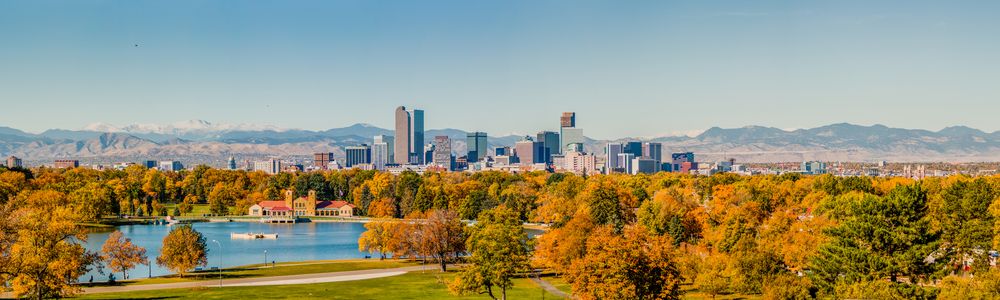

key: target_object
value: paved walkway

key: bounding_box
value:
[81,265,426,295]
[531,277,570,299]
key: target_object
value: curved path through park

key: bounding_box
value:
[80,265,428,295]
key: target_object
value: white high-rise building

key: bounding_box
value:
[254,159,281,175]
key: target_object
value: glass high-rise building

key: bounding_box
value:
[345,144,372,168]
[536,131,560,162]
[394,106,425,165]
[466,132,487,163]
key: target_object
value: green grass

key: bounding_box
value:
[163,203,211,217]
[544,276,572,295]
[679,283,762,300]
[75,271,565,299]
[86,260,416,287]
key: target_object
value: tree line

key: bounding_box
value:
[3,165,1000,299]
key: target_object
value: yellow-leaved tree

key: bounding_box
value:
[358,218,397,259]
[156,225,207,277]
[101,231,148,280]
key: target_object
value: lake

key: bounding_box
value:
[81,221,368,282]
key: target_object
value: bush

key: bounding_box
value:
[835,280,937,300]
[938,270,1000,300]
[762,274,814,300]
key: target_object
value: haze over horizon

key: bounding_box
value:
[3,1,999,139]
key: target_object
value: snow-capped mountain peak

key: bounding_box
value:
[82,120,288,135]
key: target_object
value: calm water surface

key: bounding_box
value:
[81,222,367,282]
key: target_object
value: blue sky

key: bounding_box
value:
[1,0,998,139]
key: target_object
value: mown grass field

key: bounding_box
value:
[76,271,563,299]
[85,260,416,287]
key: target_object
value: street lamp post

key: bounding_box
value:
[264,250,268,268]
[211,240,223,287]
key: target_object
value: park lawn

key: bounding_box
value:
[75,270,565,299]
[679,283,762,300]
[163,203,211,217]
[544,276,572,295]
[97,260,417,286]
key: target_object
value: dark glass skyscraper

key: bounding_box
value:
[466,132,487,163]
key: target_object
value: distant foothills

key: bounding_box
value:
[3,118,1000,166]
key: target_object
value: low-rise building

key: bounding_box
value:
[248,190,356,217]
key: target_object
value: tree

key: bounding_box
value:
[933,178,996,274]
[358,218,397,259]
[418,209,466,272]
[567,225,682,300]
[4,190,98,299]
[101,231,148,279]
[451,206,530,300]
[207,183,239,215]
[811,185,940,293]
[156,225,207,277]
[581,176,637,232]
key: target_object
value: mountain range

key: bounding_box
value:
[2,121,1000,166]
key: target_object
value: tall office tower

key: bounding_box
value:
[536,131,560,163]
[345,144,372,168]
[466,132,487,163]
[394,106,425,164]
[560,112,575,127]
[559,112,583,151]
[372,141,389,170]
[494,146,511,157]
[411,109,425,164]
[624,141,643,158]
[5,156,22,168]
[514,136,545,165]
[606,143,624,171]
[432,136,452,170]
[227,156,237,170]
[255,159,281,175]
[374,135,394,163]
[618,153,635,174]
[313,153,333,169]
[373,135,394,169]
[642,142,663,162]
[394,106,411,165]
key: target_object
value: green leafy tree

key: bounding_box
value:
[811,185,940,293]
[451,206,530,300]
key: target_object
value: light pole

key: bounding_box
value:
[264,250,268,268]
[211,240,222,287]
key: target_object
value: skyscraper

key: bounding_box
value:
[374,135,394,163]
[432,136,452,170]
[536,131,560,162]
[618,153,635,174]
[227,156,237,170]
[394,106,425,165]
[411,109,425,164]
[345,144,372,168]
[254,159,281,174]
[314,152,334,169]
[514,136,545,165]
[624,141,643,158]
[642,142,663,162]
[606,143,624,172]
[394,106,411,165]
[559,112,583,151]
[560,112,575,128]
[373,135,393,170]
[466,132,487,163]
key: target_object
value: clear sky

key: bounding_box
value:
[1,0,998,139]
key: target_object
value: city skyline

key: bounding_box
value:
[3,1,1000,138]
